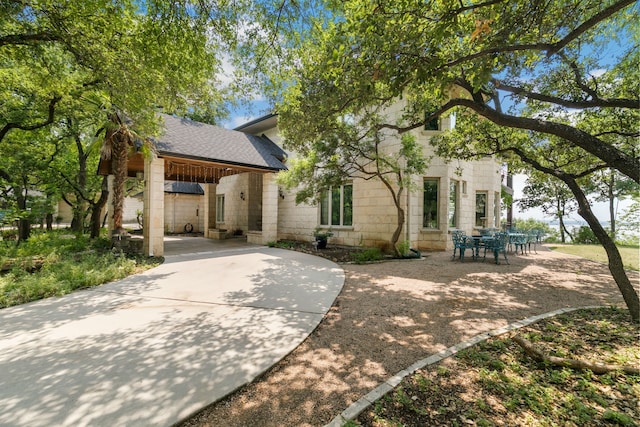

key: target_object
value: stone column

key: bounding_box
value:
[202,183,217,238]
[143,155,165,257]
[260,173,279,244]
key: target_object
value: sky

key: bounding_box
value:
[511,173,633,225]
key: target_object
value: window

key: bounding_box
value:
[216,194,225,223]
[320,184,353,226]
[423,179,438,228]
[449,180,458,228]
[424,111,440,131]
[494,191,500,227]
[475,192,487,227]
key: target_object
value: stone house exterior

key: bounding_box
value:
[104,109,503,256]
[224,109,503,252]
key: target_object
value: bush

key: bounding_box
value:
[0,230,160,308]
[352,248,383,264]
[572,226,598,244]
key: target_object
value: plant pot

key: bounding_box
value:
[315,236,328,249]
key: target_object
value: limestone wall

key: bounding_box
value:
[164,194,204,233]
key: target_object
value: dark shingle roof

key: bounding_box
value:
[154,114,287,171]
[164,181,204,195]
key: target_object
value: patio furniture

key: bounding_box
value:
[527,229,545,253]
[470,234,494,259]
[483,232,509,264]
[451,230,475,262]
[510,232,528,254]
[526,231,538,254]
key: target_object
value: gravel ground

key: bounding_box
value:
[177,245,635,427]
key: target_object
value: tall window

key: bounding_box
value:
[494,191,500,227]
[424,111,440,131]
[320,184,353,226]
[423,179,438,228]
[216,194,225,223]
[475,191,487,227]
[449,180,458,227]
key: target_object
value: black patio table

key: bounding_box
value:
[470,235,494,260]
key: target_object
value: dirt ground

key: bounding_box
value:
[177,245,636,427]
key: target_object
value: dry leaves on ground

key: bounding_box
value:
[179,246,635,427]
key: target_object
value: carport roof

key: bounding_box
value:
[164,181,204,195]
[154,114,287,171]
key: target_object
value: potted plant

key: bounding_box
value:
[313,228,333,249]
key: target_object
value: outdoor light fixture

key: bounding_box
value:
[279,188,285,199]
[240,191,245,200]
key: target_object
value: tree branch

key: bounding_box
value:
[546,0,635,56]
[494,80,638,109]
[433,0,636,72]
[447,97,640,183]
[514,335,640,375]
[0,32,62,46]
[0,95,62,143]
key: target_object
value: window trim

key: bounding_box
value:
[494,191,500,228]
[216,194,225,223]
[424,111,440,131]
[449,179,458,228]
[423,178,440,229]
[475,191,488,227]
[319,183,353,227]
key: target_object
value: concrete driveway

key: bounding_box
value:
[0,237,344,427]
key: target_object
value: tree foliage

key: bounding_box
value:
[274,0,639,319]
[519,172,577,243]
[1,0,258,237]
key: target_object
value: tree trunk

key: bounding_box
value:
[70,210,83,232]
[107,113,130,236]
[558,212,566,243]
[16,189,30,242]
[90,176,110,238]
[608,173,615,239]
[392,203,405,256]
[380,174,405,256]
[564,178,639,323]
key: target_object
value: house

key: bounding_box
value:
[230,110,503,252]
[101,110,503,256]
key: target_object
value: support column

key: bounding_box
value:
[203,183,217,238]
[143,155,164,257]
[260,173,279,244]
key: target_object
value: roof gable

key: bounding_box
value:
[155,114,286,171]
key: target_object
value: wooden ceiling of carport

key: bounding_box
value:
[98,152,274,184]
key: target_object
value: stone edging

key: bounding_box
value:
[324,305,604,427]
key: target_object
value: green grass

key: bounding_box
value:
[356,307,640,427]
[548,244,639,271]
[0,230,161,308]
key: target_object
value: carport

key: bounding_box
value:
[99,114,287,256]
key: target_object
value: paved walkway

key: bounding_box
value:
[0,237,345,427]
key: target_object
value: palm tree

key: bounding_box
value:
[101,111,136,236]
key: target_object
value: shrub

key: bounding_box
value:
[352,248,383,264]
[572,226,598,244]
